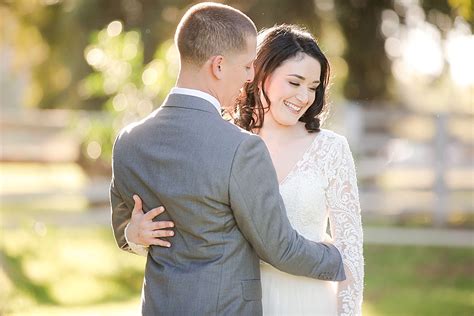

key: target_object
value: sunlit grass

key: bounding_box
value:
[1,225,473,315]
[364,245,474,316]
[1,226,145,315]
[7,299,142,316]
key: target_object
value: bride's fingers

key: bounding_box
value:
[132,195,143,214]
[146,229,173,247]
[151,221,174,230]
[148,238,171,248]
[144,206,165,220]
[149,229,174,238]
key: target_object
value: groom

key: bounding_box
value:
[110,2,345,315]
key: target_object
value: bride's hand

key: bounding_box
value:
[324,232,334,244]
[127,195,175,248]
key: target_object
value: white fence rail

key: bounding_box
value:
[2,107,473,227]
[343,104,473,226]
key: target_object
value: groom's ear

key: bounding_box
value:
[210,55,225,80]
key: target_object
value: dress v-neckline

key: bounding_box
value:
[278,132,321,187]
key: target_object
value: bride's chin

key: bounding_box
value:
[276,119,298,127]
[278,114,300,126]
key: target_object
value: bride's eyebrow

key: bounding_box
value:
[287,74,320,84]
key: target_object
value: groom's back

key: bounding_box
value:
[112,94,262,315]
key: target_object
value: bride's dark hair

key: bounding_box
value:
[234,24,330,133]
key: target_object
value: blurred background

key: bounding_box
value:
[0,0,473,315]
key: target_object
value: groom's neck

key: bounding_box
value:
[177,68,205,89]
[175,67,219,101]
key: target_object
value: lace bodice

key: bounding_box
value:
[126,127,364,315]
[279,129,364,316]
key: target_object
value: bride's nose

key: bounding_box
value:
[296,89,309,104]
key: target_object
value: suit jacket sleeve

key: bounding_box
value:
[229,135,346,281]
[110,176,132,252]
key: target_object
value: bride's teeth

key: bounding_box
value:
[284,101,301,112]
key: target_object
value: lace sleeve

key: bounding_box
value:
[326,136,364,316]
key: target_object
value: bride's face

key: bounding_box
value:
[262,53,321,126]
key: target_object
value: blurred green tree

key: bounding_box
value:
[78,23,178,167]
[334,0,393,101]
[2,0,470,109]
[1,0,471,166]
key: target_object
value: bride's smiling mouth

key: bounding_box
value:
[283,100,303,114]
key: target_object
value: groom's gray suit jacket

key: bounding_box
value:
[110,93,345,315]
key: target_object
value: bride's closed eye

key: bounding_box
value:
[289,81,318,92]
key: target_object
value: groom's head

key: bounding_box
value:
[175,2,257,110]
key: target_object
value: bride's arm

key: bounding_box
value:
[326,136,364,316]
[125,195,175,256]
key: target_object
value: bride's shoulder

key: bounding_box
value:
[317,129,349,146]
[315,130,355,168]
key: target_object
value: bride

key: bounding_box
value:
[124,24,364,315]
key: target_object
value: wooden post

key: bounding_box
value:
[345,101,364,153]
[433,113,448,227]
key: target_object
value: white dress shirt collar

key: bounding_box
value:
[170,87,221,114]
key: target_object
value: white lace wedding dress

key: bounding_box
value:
[127,129,364,315]
[261,129,364,316]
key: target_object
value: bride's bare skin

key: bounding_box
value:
[127,33,329,251]
[127,54,325,248]
[256,53,321,184]
[124,24,363,315]
[126,195,175,248]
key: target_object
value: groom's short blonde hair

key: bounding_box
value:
[175,2,257,66]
